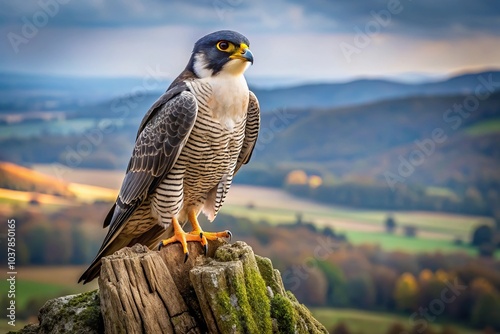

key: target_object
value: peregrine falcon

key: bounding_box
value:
[79,30,259,284]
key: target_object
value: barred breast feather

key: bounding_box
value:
[78,78,260,284]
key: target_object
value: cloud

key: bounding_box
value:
[289,0,500,38]
[0,0,499,82]
[1,0,496,36]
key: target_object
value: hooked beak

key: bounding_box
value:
[230,44,254,64]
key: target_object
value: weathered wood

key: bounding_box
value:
[98,243,203,334]
[10,240,327,334]
[97,240,328,334]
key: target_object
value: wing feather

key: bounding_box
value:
[79,86,197,284]
[235,91,260,174]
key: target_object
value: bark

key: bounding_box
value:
[12,240,328,334]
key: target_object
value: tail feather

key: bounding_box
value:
[103,203,116,228]
[78,235,130,284]
[78,223,171,284]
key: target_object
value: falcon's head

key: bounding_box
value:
[188,30,254,78]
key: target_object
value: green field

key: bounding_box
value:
[0,280,86,332]
[0,267,96,332]
[224,203,489,237]
[311,307,480,334]
[222,202,493,255]
[0,280,77,309]
[343,230,481,255]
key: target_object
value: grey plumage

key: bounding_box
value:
[79,30,259,284]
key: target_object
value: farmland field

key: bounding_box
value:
[311,307,480,334]
[343,230,479,255]
[24,166,497,255]
[0,266,96,332]
[0,266,96,308]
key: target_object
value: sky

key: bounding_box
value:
[1,0,500,84]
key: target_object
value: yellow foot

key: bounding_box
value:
[157,216,232,262]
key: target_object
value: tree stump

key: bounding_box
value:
[98,240,328,334]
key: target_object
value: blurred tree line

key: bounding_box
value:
[237,168,500,217]
[286,177,497,216]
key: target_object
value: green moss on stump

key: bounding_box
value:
[214,241,272,334]
[256,255,285,296]
[38,290,103,334]
[209,241,328,333]
[215,287,241,333]
[271,294,296,333]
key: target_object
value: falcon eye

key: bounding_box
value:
[216,41,230,51]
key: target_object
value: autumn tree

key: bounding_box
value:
[347,274,376,309]
[394,272,419,311]
[292,266,328,306]
[316,261,349,307]
[471,293,500,330]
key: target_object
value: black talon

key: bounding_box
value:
[199,232,203,238]
[203,243,208,256]
[157,242,164,251]
[184,252,189,263]
[227,231,232,241]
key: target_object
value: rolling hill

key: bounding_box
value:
[252,91,500,186]
[0,161,74,197]
[2,70,499,117]
[0,161,116,204]
[252,70,500,111]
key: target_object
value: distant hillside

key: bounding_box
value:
[0,161,74,197]
[251,70,500,111]
[250,91,500,187]
[2,70,499,117]
[81,70,500,115]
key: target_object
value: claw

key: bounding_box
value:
[157,241,164,251]
[203,243,208,256]
[227,230,232,241]
[184,252,189,263]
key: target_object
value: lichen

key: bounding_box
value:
[38,290,103,334]
[59,290,102,331]
[215,287,242,333]
[271,293,296,334]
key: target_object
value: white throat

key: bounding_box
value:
[202,72,249,131]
